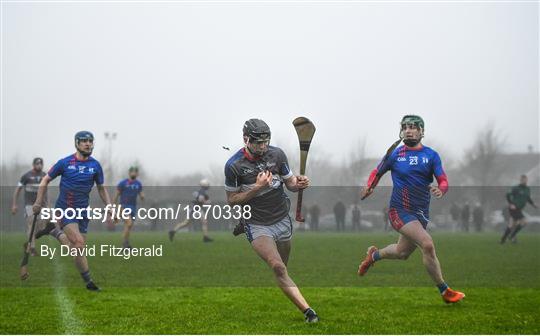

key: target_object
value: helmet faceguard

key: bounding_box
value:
[74,131,95,157]
[400,115,424,147]
[243,119,271,156]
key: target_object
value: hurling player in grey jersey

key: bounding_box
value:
[11,158,47,255]
[224,119,319,323]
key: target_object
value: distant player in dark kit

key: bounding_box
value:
[358,115,465,304]
[114,166,145,249]
[11,158,47,256]
[169,179,213,243]
[224,118,318,323]
[500,175,537,244]
[33,131,113,291]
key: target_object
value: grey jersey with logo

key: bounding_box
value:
[224,146,294,226]
[18,170,46,205]
[192,188,210,206]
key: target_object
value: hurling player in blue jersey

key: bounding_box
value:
[358,115,465,304]
[114,166,145,249]
[33,131,112,291]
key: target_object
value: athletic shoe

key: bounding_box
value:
[168,230,175,242]
[304,308,319,323]
[203,236,214,243]
[357,246,378,276]
[232,222,245,236]
[35,222,56,239]
[86,281,101,292]
[442,288,465,303]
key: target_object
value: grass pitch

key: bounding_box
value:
[1,231,539,334]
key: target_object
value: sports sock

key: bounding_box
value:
[509,225,523,239]
[372,250,381,261]
[81,270,92,284]
[50,228,63,239]
[501,227,512,243]
[437,282,449,294]
[303,308,316,316]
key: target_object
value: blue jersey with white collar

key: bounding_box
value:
[48,154,104,209]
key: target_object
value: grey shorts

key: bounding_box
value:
[24,205,34,218]
[245,215,293,243]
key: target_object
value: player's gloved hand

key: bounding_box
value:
[509,204,516,210]
[296,175,310,190]
[32,203,42,215]
[430,186,443,199]
[11,205,17,215]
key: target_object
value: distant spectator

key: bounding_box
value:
[450,202,460,223]
[461,203,470,232]
[472,203,484,232]
[309,205,321,231]
[334,201,346,232]
[352,204,361,231]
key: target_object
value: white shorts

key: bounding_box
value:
[245,215,293,243]
[24,205,34,218]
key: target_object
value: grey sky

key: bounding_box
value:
[2,2,538,177]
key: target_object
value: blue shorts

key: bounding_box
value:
[121,205,137,219]
[57,210,90,234]
[388,207,429,231]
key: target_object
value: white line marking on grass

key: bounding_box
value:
[53,257,83,335]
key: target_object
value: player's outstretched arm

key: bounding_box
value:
[32,175,52,214]
[528,196,538,209]
[11,185,23,215]
[97,184,113,207]
[113,187,120,205]
[361,168,385,200]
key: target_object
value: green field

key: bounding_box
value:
[1,231,539,334]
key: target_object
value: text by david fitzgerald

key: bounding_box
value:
[41,245,163,260]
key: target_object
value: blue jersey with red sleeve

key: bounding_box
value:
[117,178,143,207]
[48,154,104,209]
[368,145,448,213]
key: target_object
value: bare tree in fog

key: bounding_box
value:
[460,123,507,230]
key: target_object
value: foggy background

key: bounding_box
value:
[1,1,538,232]
[2,2,538,182]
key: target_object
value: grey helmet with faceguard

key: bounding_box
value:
[243,118,271,156]
[400,115,424,147]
